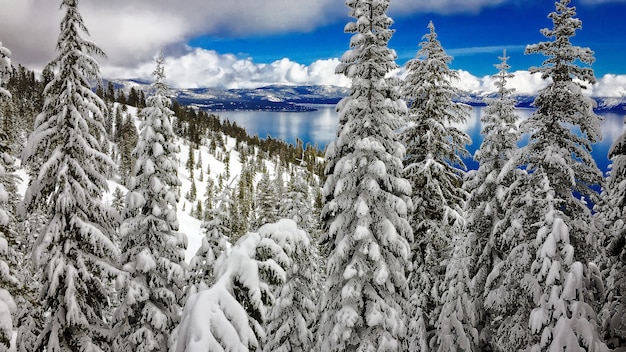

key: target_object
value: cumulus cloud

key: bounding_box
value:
[587,74,626,97]
[451,70,626,97]
[103,48,626,98]
[0,0,343,69]
[0,0,541,71]
[103,48,350,89]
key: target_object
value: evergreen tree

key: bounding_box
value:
[432,234,478,352]
[263,220,319,352]
[187,186,232,295]
[173,224,289,352]
[113,55,187,352]
[601,117,626,350]
[224,152,231,180]
[0,40,18,352]
[19,1,119,350]
[185,145,194,175]
[279,168,314,232]
[492,1,608,350]
[317,0,413,350]
[113,105,123,142]
[111,187,125,213]
[254,170,279,229]
[231,165,254,239]
[463,50,522,350]
[401,21,471,350]
[118,112,138,183]
[202,177,215,221]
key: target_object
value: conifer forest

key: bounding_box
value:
[0,0,625,351]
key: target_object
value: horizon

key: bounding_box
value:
[1,0,625,94]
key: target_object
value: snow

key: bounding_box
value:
[175,221,298,351]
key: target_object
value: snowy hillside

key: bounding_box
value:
[15,104,303,263]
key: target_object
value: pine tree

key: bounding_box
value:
[432,234,478,352]
[463,50,522,350]
[173,224,289,352]
[601,117,626,350]
[112,187,125,213]
[187,186,232,295]
[262,219,319,352]
[202,177,215,221]
[317,0,413,350]
[401,21,471,350]
[492,1,608,350]
[118,112,138,183]
[279,168,313,232]
[113,55,187,352]
[0,40,18,352]
[254,171,278,229]
[19,1,119,350]
[185,145,194,175]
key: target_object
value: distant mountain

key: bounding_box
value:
[457,91,626,112]
[107,79,626,113]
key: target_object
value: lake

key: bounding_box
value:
[217,104,626,173]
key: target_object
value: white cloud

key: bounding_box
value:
[103,48,350,89]
[477,70,550,96]
[105,48,626,97]
[0,0,343,69]
[587,74,626,97]
[0,0,545,71]
[390,0,505,14]
[452,70,626,98]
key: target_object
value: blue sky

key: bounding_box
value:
[189,1,626,77]
[1,0,625,90]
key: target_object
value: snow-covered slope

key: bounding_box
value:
[17,104,279,263]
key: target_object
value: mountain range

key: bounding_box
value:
[111,79,626,113]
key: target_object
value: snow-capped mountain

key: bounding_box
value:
[108,79,626,112]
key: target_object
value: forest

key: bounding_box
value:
[0,0,625,351]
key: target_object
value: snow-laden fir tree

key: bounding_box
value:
[19,0,119,350]
[113,55,187,352]
[317,0,413,350]
[254,170,279,229]
[493,1,608,350]
[187,185,232,296]
[0,40,18,352]
[173,221,290,352]
[263,219,319,352]
[400,20,471,350]
[279,168,314,232]
[432,233,478,352]
[463,50,522,350]
[601,117,626,350]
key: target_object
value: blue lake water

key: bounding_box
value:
[218,105,626,174]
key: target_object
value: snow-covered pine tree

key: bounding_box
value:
[317,0,413,350]
[0,39,18,352]
[254,170,279,229]
[432,233,478,352]
[401,21,471,350]
[262,219,318,352]
[492,1,608,350]
[118,112,139,183]
[187,186,232,296]
[601,117,626,350]
[172,222,289,352]
[463,50,522,350]
[113,54,187,352]
[19,0,119,350]
[279,168,314,232]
